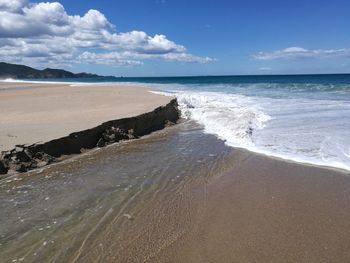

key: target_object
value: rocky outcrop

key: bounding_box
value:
[0,160,8,174]
[0,99,180,176]
[97,127,136,147]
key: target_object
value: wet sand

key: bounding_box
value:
[152,151,350,263]
[0,82,172,151]
[1,121,349,262]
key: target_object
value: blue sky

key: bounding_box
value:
[0,0,349,76]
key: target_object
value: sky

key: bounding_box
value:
[0,0,349,76]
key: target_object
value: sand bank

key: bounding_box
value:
[0,82,173,151]
[0,82,179,174]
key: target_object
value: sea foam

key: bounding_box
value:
[176,91,271,148]
[156,87,350,172]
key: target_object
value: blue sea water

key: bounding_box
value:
[131,75,350,171]
[6,74,350,170]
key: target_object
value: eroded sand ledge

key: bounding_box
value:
[0,82,180,175]
[0,82,174,150]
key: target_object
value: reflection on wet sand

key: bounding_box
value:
[2,120,350,263]
[0,121,234,262]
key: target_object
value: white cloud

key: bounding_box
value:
[0,0,27,13]
[253,47,350,60]
[77,52,143,67]
[0,1,212,67]
[78,51,213,66]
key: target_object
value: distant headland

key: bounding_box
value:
[0,62,101,79]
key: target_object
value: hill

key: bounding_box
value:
[0,62,100,79]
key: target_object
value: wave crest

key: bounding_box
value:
[176,91,271,148]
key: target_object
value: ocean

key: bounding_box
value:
[6,74,350,171]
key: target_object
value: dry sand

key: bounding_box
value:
[0,82,172,151]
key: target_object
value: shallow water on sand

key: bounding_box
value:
[0,121,236,262]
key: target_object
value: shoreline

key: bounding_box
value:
[1,80,349,173]
[229,146,350,174]
[1,120,350,262]
[0,82,180,175]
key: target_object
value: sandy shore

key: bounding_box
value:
[151,150,350,263]
[0,82,172,151]
[1,81,349,261]
[1,120,350,262]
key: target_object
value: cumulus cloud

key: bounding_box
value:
[78,52,144,67]
[0,0,27,13]
[253,47,350,60]
[78,51,213,66]
[0,0,212,67]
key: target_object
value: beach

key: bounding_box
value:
[0,120,349,262]
[1,79,350,262]
[152,149,350,263]
[1,0,349,261]
[0,82,173,151]
[0,82,179,175]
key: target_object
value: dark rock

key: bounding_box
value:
[34,152,55,168]
[114,128,130,141]
[46,156,54,165]
[128,129,137,139]
[70,134,79,139]
[0,148,56,175]
[1,151,11,160]
[0,160,9,174]
[34,152,44,160]
[102,132,115,142]
[29,160,38,169]
[16,150,32,162]
[33,152,54,163]
[16,164,28,173]
[97,138,106,147]
[33,152,54,166]
[102,127,130,144]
